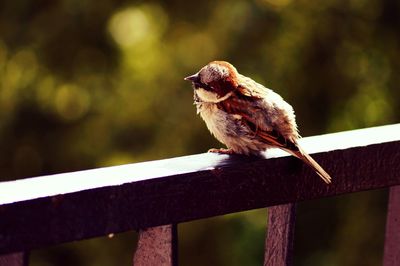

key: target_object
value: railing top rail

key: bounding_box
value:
[1,123,399,254]
[1,123,399,205]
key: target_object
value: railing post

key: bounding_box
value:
[133,224,178,266]
[264,203,296,266]
[383,186,400,266]
[0,252,29,266]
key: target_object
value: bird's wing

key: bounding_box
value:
[218,96,332,184]
[218,96,298,151]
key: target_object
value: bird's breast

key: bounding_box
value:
[197,103,232,142]
[196,102,265,155]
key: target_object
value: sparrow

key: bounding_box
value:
[184,61,331,184]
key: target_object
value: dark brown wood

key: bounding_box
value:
[133,224,177,266]
[383,185,400,266]
[0,253,28,266]
[0,124,399,254]
[264,204,296,266]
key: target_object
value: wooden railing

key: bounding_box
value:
[0,124,399,266]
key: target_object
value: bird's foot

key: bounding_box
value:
[208,148,235,155]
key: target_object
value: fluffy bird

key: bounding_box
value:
[184,61,331,184]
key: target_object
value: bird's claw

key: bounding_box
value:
[208,148,235,155]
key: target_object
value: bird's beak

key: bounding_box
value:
[184,73,200,82]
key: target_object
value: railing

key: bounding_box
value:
[0,124,399,266]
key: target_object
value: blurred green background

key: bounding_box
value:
[0,0,399,265]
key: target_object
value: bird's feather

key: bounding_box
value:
[218,91,332,184]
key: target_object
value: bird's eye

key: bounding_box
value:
[201,83,214,91]
[193,80,213,91]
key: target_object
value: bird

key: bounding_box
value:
[184,61,332,184]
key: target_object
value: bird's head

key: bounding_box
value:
[184,61,239,103]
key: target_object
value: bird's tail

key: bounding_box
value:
[284,145,332,184]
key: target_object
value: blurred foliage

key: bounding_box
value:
[0,0,399,265]
[30,232,138,266]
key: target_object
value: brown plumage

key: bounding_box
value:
[184,61,332,184]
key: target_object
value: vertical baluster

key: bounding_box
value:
[0,252,29,266]
[133,224,178,266]
[264,203,296,266]
[383,186,400,266]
